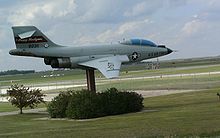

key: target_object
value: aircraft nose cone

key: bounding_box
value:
[167,48,173,54]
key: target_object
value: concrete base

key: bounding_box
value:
[86,69,96,92]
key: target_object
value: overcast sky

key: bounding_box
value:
[0,0,220,71]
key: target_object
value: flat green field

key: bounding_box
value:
[0,102,18,112]
[0,102,46,113]
[0,89,220,137]
[96,74,220,91]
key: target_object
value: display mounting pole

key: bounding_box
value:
[86,69,96,92]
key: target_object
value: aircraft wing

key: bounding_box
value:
[79,55,129,79]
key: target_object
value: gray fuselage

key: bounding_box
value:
[10,43,171,68]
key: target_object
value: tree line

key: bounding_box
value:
[0,70,35,76]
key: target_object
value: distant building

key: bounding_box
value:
[145,62,160,70]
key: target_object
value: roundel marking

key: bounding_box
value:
[131,52,139,60]
[44,44,49,48]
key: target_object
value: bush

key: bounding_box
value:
[47,88,144,119]
[99,88,144,115]
[47,91,71,118]
[66,90,103,119]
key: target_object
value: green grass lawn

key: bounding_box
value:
[0,102,47,113]
[56,73,220,92]
[120,64,220,78]
[0,102,18,112]
[0,89,220,137]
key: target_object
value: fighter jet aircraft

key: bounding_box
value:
[9,26,172,78]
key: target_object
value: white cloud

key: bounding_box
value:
[117,21,141,35]
[124,0,187,18]
[0,26,11,49]
[124,1,149,17]
[68,19,151,45]
[46,0,76,17]
[73,0,131,23]
[96,19,149,42]
[166,0,187,7]
[7,0,77,25]
[124,1,162,17]
[181,19,204,36]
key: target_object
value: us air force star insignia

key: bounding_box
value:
[132,52,138,60]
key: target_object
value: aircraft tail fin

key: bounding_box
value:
[12,26,60,49]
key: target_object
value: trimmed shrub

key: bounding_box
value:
[47,91,71,118]
[66,90,103,119]
[47,88,144,119]
[99,88,144,115]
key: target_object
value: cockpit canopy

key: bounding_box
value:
[120,39,157,47]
